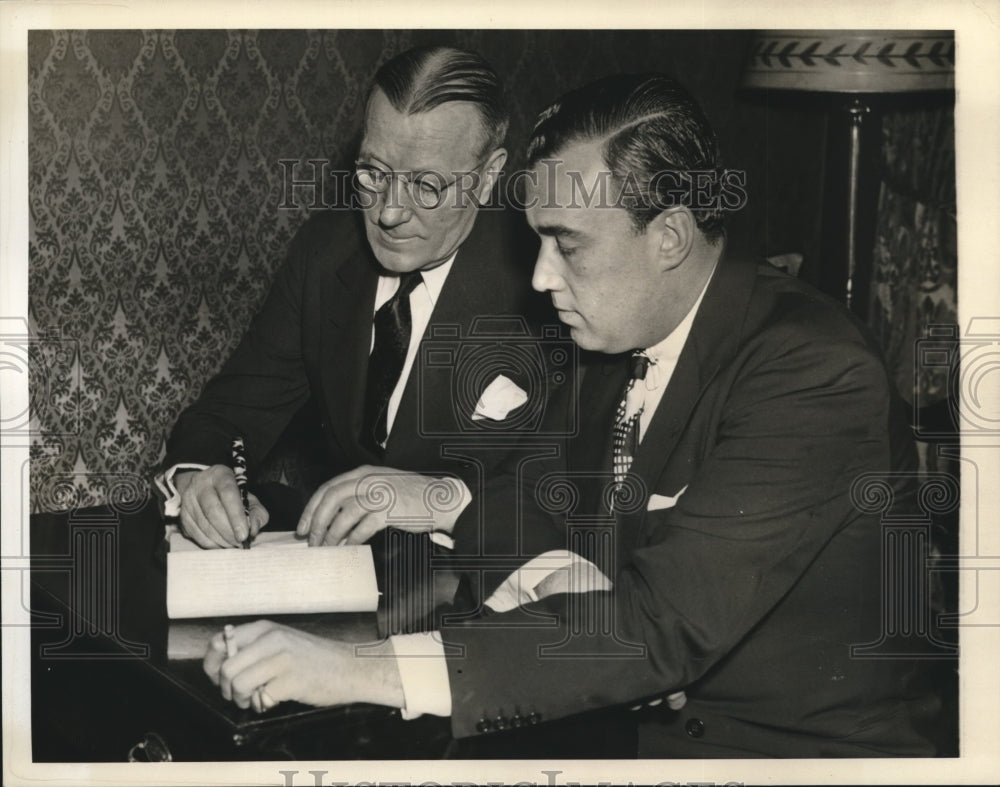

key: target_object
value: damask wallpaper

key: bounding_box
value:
[27,29,949,513]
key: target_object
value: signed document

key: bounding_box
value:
[166,530,379,619]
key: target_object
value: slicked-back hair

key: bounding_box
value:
[367,45,509,156]
[527,73,726,242]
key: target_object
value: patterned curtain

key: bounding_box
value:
[869,106,958,405]
[868,105,957,474]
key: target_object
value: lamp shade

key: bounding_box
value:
[742,30,954,93]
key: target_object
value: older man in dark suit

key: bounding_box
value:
[204,73,939,758]
[157,45,545,550]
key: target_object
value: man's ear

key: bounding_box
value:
[477,147,508,202]
[654,207,696,271]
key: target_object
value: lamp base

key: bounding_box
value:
[819,97,882,321]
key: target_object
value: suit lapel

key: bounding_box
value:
[320,245,381,465]
[417,208,520,326]
[385,211,524,467]
[383,233,481,468]
[570,354,631,515]
[626,253,760,537]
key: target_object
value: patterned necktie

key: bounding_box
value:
[362,271,423,452]
[611,351,652,498]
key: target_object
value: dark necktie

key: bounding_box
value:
[611,351,652,505]
[362,271,422,452]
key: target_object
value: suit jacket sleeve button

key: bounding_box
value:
[527,712,541,725]
[476,718,493,734]
[684,718,705,738]
[494,716,508,731]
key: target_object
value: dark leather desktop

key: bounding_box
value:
[28,498,453,761]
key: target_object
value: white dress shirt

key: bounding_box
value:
[155,253,463,522]
[390,267,716,719]
[371,255,454,442]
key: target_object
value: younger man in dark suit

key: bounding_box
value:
[205,73,939,757]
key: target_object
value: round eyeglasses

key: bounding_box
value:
[354,156,489,210]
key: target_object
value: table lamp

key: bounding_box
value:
[741,30,955,319]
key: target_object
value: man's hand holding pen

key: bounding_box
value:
[174,451,470,549]
[231,437,253,549]
[173,464,269,549]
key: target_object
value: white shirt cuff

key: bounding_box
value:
[428,532,456,549]
[425,477,472,550]
[484,549,612,614]
[154,463,209,517]
[390,631,452,719]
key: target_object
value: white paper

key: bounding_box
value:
[166,534,379,619]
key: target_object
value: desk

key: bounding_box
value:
[30,498,638,761]
[29,499,453,761]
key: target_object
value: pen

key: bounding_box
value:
[223,623,238,658]
[231,437,252,549]
[223,624,267,713]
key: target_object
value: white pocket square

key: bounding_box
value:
[647,486,688,511]
[471,374,528,421]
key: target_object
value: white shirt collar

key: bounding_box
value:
[415,252,455,307]
[373,250,456,311]
[642,265,716,390]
